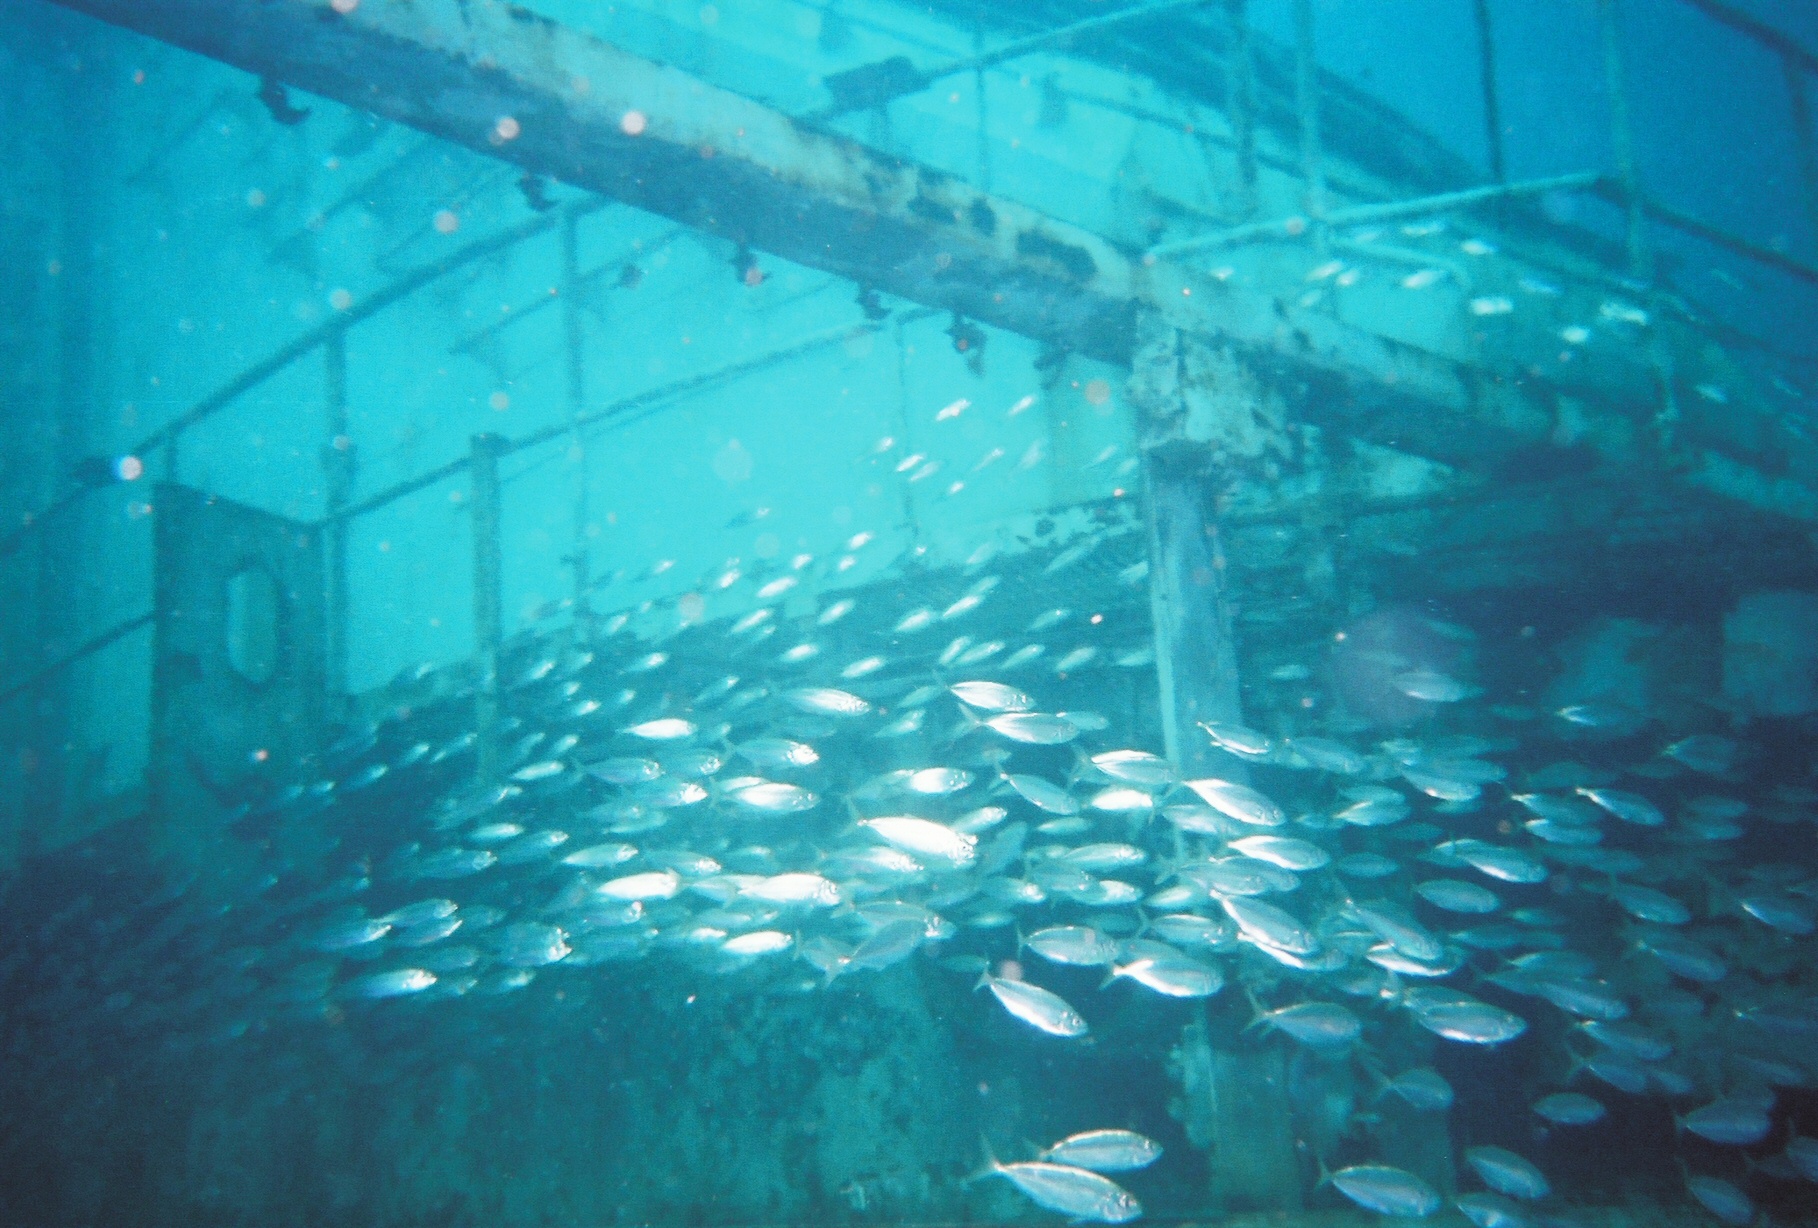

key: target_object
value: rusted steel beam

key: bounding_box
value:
[48,0,1141,360]
[41,0,1455,395]
[43,0,1818,519]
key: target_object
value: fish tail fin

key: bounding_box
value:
[1242,987,1269,1033]
[937,716,976,751]
[1379,970,1407,1009]
[1098,965,1123,992]
[974,968,995,993]
[1314,1155,1335,1189]
[1562,1041,1588,1084]
[964,1136,1002,1186]
[1133,907,1151,938]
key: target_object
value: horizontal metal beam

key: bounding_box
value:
[42,0,1818,529]
[813,0,1215,118]
[1147,170,1602,259]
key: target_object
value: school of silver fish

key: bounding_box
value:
[2,504,1816,1226]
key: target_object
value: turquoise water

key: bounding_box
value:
[1,2,1817,1226]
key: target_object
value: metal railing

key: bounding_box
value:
[0,181,928,799]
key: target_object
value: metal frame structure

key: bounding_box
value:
[3,2,1818,1210]
[3,0,1818,815]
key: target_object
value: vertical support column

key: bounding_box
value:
[559,212,591,619]
[972,8,991,192]
[322,330,354,708]
[1473,0,1507,184]
[1598,0,1681,445]
[25,47,107,856]
[1130,316,1299,1215]
[1597,0,1651,282]
[470,433,505,783]
[1292,0,1326,229]
[1141,446,1245,781]
[1784,52,1818,252]
[1224,0,1259,218]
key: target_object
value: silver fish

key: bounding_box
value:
[584,756,662,784]
[976,971,1089,1037]
[562,842,639,869]
[495,922,570,967]
[950,680,1032,712]
[414,848,497,879]
[1413,997,1528,1045]
[1378,1067,1454,1111]
[1025,925,1120,967]
[1108,955,1222,998]
[597,870,681,901]
[1327,1164,1440,1218]
[1464,1146,1549,1200]
[379,899,457,927]
[1197,720,1274,759]
[1228,835,1328,872]
[1607,882,1690,925]
[1038,1129,1162,1173]
[1221,897,1318,955]
[1394,669,1477,702]
[1285,736,1368,774]
[1253,1000,1361,1047]
[979,1158,1139,1223]
[1183,779,1285,827]
[1533,1092,1605,1125]
[783,687,871,716]
[840,919,925,975]
[725,780,818,814]
[737,737,819,769]
[860,817,977,867]
[1415,879,1500,914]
[1686,1175,1754,1226]
[1002,773,1080,815]
[1089,749,1175,787]
[1436,839,1548,884]
[982,712,1080,744]
[1455,1193,1528,1228]
[741,873,840,907]
[1576,787,1663,826]
[623,717,696,740]
[1679,1097,1771,1145]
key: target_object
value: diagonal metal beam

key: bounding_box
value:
[44,0,1487,419]
[40,0,1818,523]
[48,0,1143,361]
